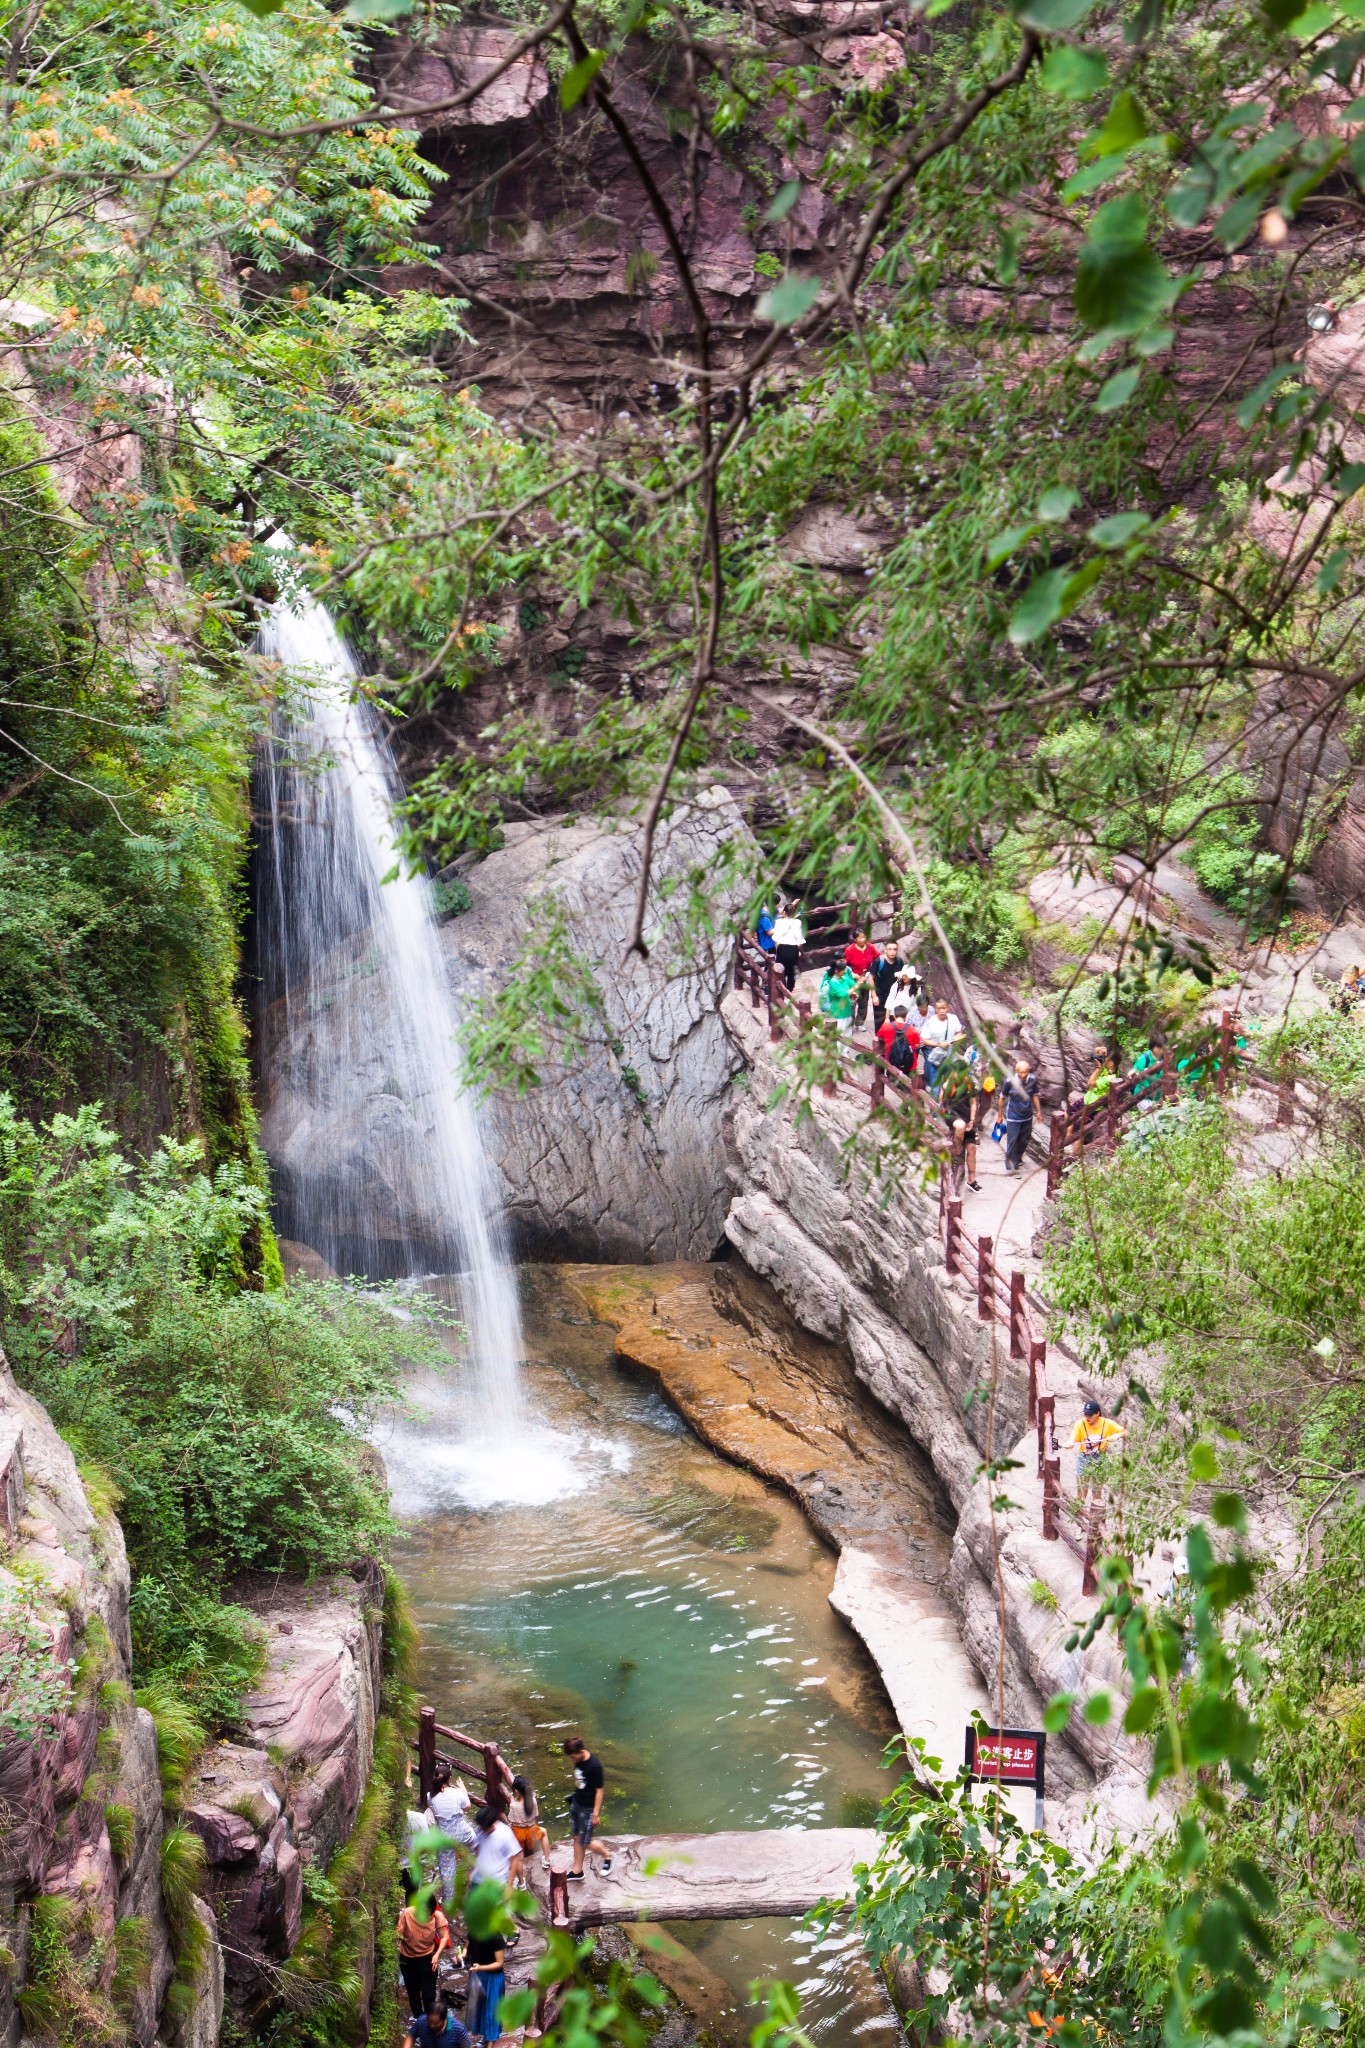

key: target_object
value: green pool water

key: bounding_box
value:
[384,1265,909,2046]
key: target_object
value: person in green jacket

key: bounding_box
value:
[818,963,858,1035]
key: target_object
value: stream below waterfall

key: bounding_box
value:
[382,1264,906,2048]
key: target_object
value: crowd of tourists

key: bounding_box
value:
[756,906,1043,1178]
[397,1734,612,2044]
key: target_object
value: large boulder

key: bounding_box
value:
[183,1565,384,1987]
[447,790,758,1260]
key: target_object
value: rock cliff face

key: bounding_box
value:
[0,1356,206,2048]
[0,1357,390,2045]
[448,792,757,1260]
[183,1567,384,1991]
[258,790,756,1267]
[719,995,1152,1838]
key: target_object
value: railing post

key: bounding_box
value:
[418,1705,437,1809]
[1042,1456,1061,1540]
[1216,1010,1231,1093]
[1028,1337,1045,1426]
[797,999,811,1027]
[483,1741,503,1808]
[945,1197,962,1277]
[1037,1392,1055,1480]
[1105,1084,1118,1152]
[977,1235,994,1321]
[1161,1047,1176,1102]
[1009,1271,1025,1359]
[1277,1071,1295,1126]
[1046,1115,1063,1196]
[549,1865,571,1927]
[1082,1504,1102,1597]
[767,961,781,1042]
[871,1064,885,1107]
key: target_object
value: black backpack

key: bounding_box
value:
[888,1025,914,1074]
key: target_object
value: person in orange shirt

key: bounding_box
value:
[1072,1399,1126,1496]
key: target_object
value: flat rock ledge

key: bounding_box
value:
[525,1829,878,1926]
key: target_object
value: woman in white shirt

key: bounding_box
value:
[770,904,805,991]
[426,1761,477,1903]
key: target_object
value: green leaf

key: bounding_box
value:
[1186,1522,1215,1584]
[1014,0,1097,23]
[1084,1689,1114,1724]
[1041,45,1108,97]
[342,0,414,16]
[1075,194,1176,334]
[1095,364,1140,411]
[1124,1686,1164,1734]
[560,50,607,109]
[1260,0,1302,22]
[235,0,286,14]
[1085,88,1147,159]
[1043,1690,1077,1733]
[985,522,1038,568]
[766,180,801,222]
[1008,566,1070,644]
[464,1879,516,1940]
[1234,362,1296,430]
[1213,189,1262,249]
[632,1973,668,2007]
[1211,1490,1248,1532]
[1062,153,1131,200]
[1337,461,1365,495]
[1190,1439,1219,1481]
[1089,511,1151,546]
[1289,0,1335,32]
[1133,323,1174,356]
[1038,486,1080,521]
[756,274,821,326]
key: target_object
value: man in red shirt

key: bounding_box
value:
[843,929,879,1032]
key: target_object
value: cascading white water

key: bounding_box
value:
[253,580,525,1426]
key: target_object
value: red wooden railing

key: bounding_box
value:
[733,925,1302,1557]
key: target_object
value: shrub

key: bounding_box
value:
[430,873,472,919]
[104,1802,135,1861]
[0,1099,444,1726]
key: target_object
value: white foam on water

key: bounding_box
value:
[381,1415,631,1516]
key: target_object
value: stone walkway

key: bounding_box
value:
[523,1828,878,1927]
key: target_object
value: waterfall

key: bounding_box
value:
[252,580,525,1426]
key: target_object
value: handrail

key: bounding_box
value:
[731,926,1303,1550]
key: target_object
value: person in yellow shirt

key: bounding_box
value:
[1072,1399,1125,1495]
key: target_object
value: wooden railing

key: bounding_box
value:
[732,927,1300,1561]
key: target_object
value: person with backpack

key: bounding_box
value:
[878,1004,920,1080]
[818,960,858,1034]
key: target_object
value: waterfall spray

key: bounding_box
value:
[253,580,525,1426]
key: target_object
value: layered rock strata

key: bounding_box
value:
[182,1566,384,1990]
[0,1355,202,2048]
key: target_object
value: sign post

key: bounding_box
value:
[964,1723,1047,1832]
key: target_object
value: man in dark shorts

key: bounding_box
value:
[563,1734,613,1881]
